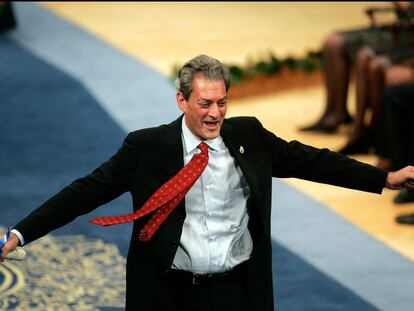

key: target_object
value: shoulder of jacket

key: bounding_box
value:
[225,116,263,131]
[225,116,260,125]
[124,123,170,144]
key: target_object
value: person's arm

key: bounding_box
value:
[254,118,387,193]
[4,132,138,249]
[256,114,414,192]
[2,132,137,261]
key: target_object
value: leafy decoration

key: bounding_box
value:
[170,50,323,85]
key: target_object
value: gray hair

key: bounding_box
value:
[175,55,231,100]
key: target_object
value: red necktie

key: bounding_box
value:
[89,142,209,241]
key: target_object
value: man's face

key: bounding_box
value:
[177,75,227,140]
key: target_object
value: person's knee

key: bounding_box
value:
[323,33,345,54]
[369,57,388,75]
[356,47,374,68]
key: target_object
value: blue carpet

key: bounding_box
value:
[273,242,378,311]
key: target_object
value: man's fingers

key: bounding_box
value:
[404,166,414,188]
[1,243,11,259]
[388,167,414,190]
[1,233,19,261]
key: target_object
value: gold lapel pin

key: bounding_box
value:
[239,146,245,154]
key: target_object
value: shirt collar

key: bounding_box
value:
[181,117,223,154]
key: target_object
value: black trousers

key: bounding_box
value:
[167,265,253,311]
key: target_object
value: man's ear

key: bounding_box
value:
[176,92,187,113]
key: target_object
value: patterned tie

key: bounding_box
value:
[89,142,209,241]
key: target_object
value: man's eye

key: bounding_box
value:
[219,101,227,107]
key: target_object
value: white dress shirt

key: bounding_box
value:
[172,118,253,273]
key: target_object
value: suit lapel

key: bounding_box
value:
[162,115,184,179]
[221,120,261,206]
[221,119,266,248]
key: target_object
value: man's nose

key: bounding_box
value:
[208,103,220,117]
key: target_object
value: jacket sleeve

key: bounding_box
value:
[14,132,138,244]
[254,118,387,194]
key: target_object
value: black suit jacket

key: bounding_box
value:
[15,116,387,310]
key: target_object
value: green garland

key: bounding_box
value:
[171,50,323,85]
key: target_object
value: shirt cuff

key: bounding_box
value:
[11,229,25,246]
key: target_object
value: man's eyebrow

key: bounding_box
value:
[198,96,228,102]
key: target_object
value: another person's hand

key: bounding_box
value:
[386,165,414,190]
[0,231,19,262]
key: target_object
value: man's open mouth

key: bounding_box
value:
[204,121,219,128]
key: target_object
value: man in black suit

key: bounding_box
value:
[2,55,414,311]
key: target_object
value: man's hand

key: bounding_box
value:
[0,232,19,262]
[386,165,414,190]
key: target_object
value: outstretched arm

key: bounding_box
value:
[386,166,414,190]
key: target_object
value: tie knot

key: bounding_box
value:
[198,142,208,154]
